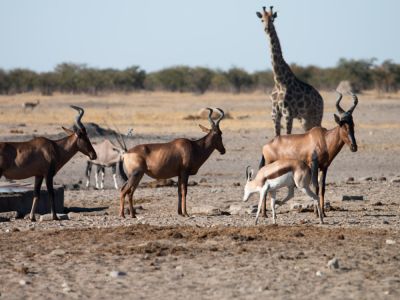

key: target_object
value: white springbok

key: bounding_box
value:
[243,158,323,225]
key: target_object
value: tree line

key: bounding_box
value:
[0,58,399,95]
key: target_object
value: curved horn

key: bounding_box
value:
[70,105,84,130]
[246,165,251,179]
[335,91,345,114]
[347,92,358,114]
[214,108,225,127]
[205,107,215,127]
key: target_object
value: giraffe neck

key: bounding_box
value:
[266,22,296,85]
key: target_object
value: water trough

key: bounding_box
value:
[0,182,64,218]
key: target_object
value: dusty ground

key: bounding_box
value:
[0,91,399,299]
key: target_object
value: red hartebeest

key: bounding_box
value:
[0,106,97,221]
[119,108,226,218]
[259,92,358,217]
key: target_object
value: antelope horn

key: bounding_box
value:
[246,165,251,179]
[214,108,225,127]
[70,105,85,130]
[113,122,127,152]
[335,91,345,114]
[270,6,274,14]
[263,6,267,13]
[347,92,358,114]
[206,107,215,127]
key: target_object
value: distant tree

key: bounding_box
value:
[0,69,11,94]
[153,66,191,92]
[252,70,274,91]
[55,63,85,93]
[334,58,375,91]
[190,67,214,94]
[7,69,38,94]
[210,71,231,92]
[225,67,253,93]
[38,72,59,96]
[372,60,400,93]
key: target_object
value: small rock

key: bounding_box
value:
[342,195,364,201]
[19,279,29,286]
[290,202,303,211]
[15,265,29,274]
[293,231,304,237]
[109,270,126,278]
[247,204,259,215]
[359,176,373,182]
[316,271,323,277]
[172,232,183,239]
[229,204,244,215]
[378,176,387,181]
[63,183,81,190]
[146,179,176,188]
[386,239,396,245]
[191,205,221,216]
[50,249,66,256]
[345,177,354,182]
[337,234,345,240]
[382,220,389,225]
[372,201,383,206]
[40,214,69,222]
[175,265,183,271]
[327,258,339,270]
[390,177,400,183]
[62,282,71,293]
[232,182,241,187]
[199,178,207,183]
[67,212,81,220]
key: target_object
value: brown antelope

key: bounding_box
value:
[22,99,40,112]
[0,106,97,221]
[259,92,358,217]
[119,108,226,218]
[243,157,322,225]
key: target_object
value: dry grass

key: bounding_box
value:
[0,90,399,136]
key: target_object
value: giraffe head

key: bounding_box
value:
[256,6,278,30]
[333,92,358,152]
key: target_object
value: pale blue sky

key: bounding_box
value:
[0,0,399,72]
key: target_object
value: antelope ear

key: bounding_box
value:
[334,114,341,125]
[256,12,262,18]
[198,124,211,133]
[62,126,75,135]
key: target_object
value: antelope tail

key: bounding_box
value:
[118,160,128,182]
[258,155,265,170]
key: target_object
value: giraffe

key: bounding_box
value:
[256,6,324,136]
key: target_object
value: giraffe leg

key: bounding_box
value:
[271,105,282,136]
[284,112,294,135]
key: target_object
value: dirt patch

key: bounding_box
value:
[0,225,399,299]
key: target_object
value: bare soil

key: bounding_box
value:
[0,91,399,299]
